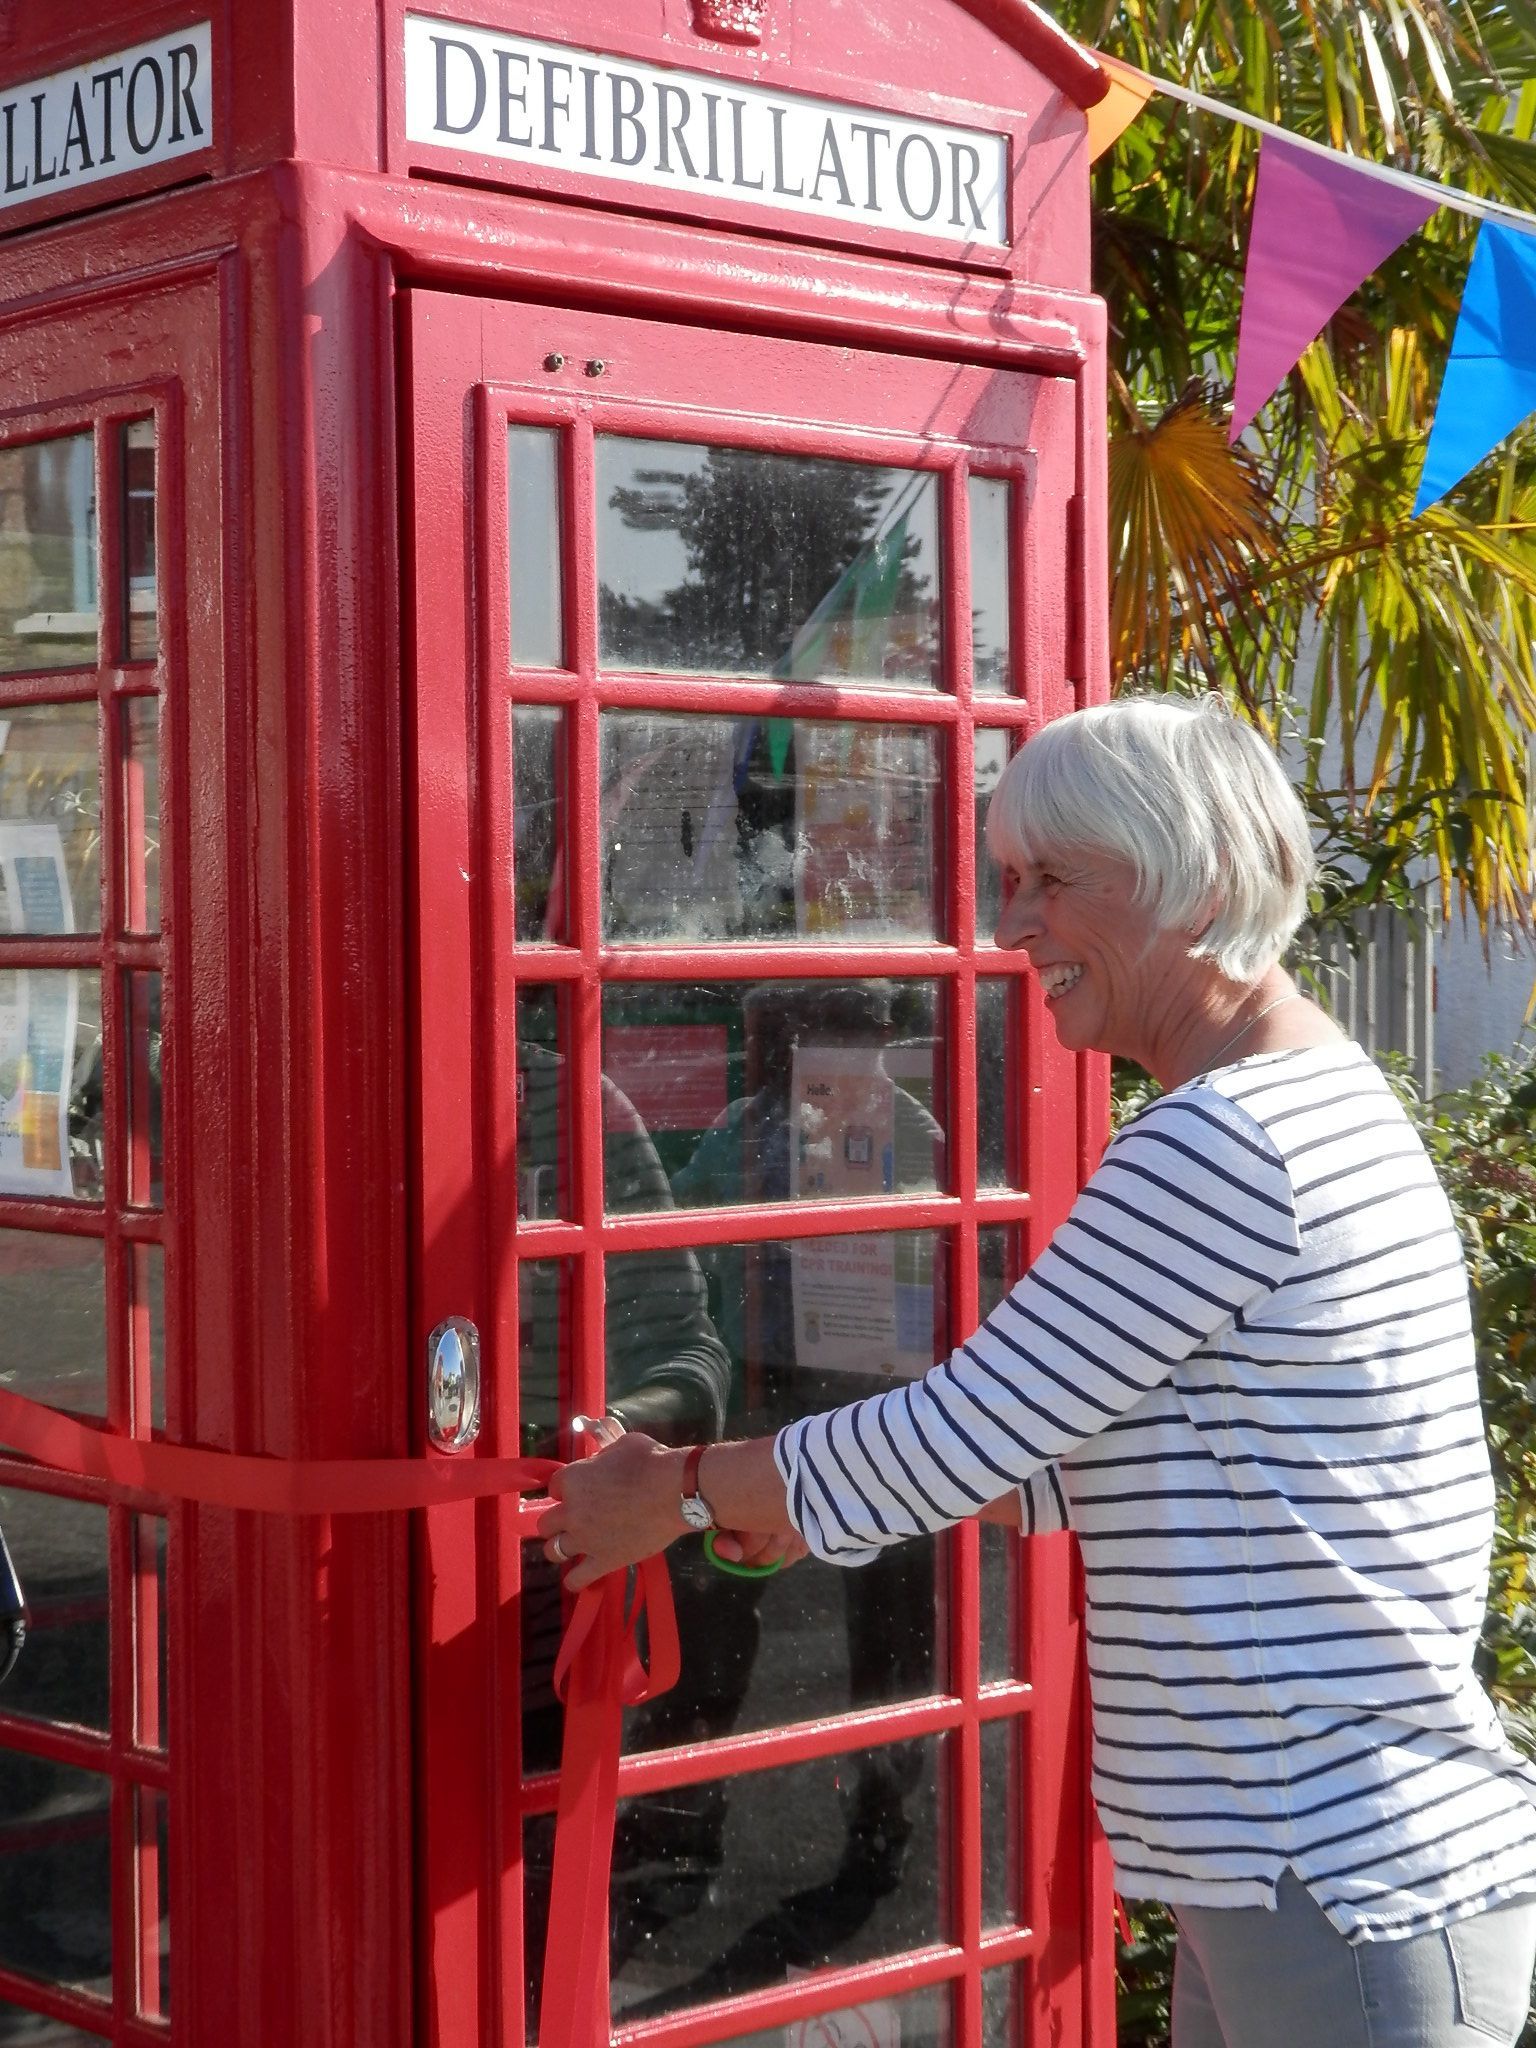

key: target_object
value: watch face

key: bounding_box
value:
[680,1494,714,1531]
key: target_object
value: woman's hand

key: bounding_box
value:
[710,1528,810,1570]
[538,1431,686,1592]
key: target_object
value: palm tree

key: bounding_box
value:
[1060,0,1536,931]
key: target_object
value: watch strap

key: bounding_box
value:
[680,1443,715,1529]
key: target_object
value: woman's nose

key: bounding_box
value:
[993,887,1038,951]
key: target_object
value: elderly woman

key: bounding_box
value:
[542,694,1536,2048]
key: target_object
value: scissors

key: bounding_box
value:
[570,1415,782,1578]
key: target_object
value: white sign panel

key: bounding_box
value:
[404,16,1009,248]
[0,23,212,217]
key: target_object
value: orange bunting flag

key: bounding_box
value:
[1086,55,1154,162]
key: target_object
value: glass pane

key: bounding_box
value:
[600,713,942,943]
[970,476,1013,696]
[121,420,157,663]
[124,972,161,1209]
[131,1242,165,1436]
[508,426,564,669]
[134,1787,169,2019]
[0,1231,105,1417]
[977,979,1015,1189]
[601,981,944,1213]
[612,1230,946,1747]
[0,2006,106,2044]
[974,731,1011,945]
[120,698,159,933]
[0,704,101,935]
[0,970,102,1202]
[981,1716,1022,1928]
[512,707,564,944]
[0,436,96,672]
[525,1737,946,2029]
[517,1258,569,1464]
[134,1516,167,1754]
[0,1756,111,1993]
[516,987,565,1221]
[0,1488,108,1729]
[982,1965,1021,2048]
[597,439,942,687]
[720,1985,949,2048]
[978,1227,1019,1685]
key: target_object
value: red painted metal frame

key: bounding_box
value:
[0,0,1112,2025]
[0,354,178,2044]
[407,285,1108,2048]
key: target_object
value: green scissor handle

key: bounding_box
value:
[703,1529,783,1579]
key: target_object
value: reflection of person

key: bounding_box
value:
[612,987,943,1935]
[517,1040,730,1761]
[545,696,1536,2048]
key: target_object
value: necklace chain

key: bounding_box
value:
[1204,993,1302,1073]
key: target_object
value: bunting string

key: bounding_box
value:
[1105,57,1536,234]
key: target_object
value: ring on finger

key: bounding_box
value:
[551,1532,570,1563]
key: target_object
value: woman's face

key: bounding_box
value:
[991,845,1194,1060]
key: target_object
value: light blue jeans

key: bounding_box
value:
[1172,1872,1536,2048]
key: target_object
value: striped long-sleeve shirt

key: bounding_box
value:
[774,1042,1536,1941]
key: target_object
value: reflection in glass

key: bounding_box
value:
[0,2005,107,2043]
[508,426,564,669]
[516,987,564,1221]
[517,1260,569,1461]
[0,435,96,672]
[613,1227,945,1753]
[597,439,941,687]
[0,1488,108,1729]
[0,970,103,1202]
[0,1231,106,1417]
[0,704,101,934]
[120,698,159,933]
[977,978,1015,1189]
[121,420,157,663]
[512,706,563,943]
[600,713,942,943]
[982,1965,1022,2048]
[134,1515,168,1754]
[124,973,162,1208]
[981,1717,1022,1928]
[978,1227,1018,1685]
[0,1756,111,1993]
[974,729,1012,945]
[134,1788,169,2018]
[970,476,1013,696]
[131,1242,165,1436]
[601,981,944,1213]
[719,1986,948,2048]
[526,1738,945,2030]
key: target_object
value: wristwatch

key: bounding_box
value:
[678,1444,717,1532]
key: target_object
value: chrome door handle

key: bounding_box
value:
[426,1316,482,1451]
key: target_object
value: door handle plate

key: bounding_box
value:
[426,1316,482,1451]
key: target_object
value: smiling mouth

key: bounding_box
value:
[1038,963,1084,1001]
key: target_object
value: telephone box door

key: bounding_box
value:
[405,287,1106,2048]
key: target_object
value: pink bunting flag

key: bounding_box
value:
[1231,138,1440,440]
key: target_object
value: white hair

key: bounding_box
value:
[985,694,1315,983]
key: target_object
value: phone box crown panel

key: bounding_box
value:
[0,0,1099,281]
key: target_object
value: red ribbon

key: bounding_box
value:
[0,1389,678,2048]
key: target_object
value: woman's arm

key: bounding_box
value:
[540,1428,1021,1588]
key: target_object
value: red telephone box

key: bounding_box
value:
[0,3,1113,2044]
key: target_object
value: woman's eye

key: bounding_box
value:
[1040,873,1062,891]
